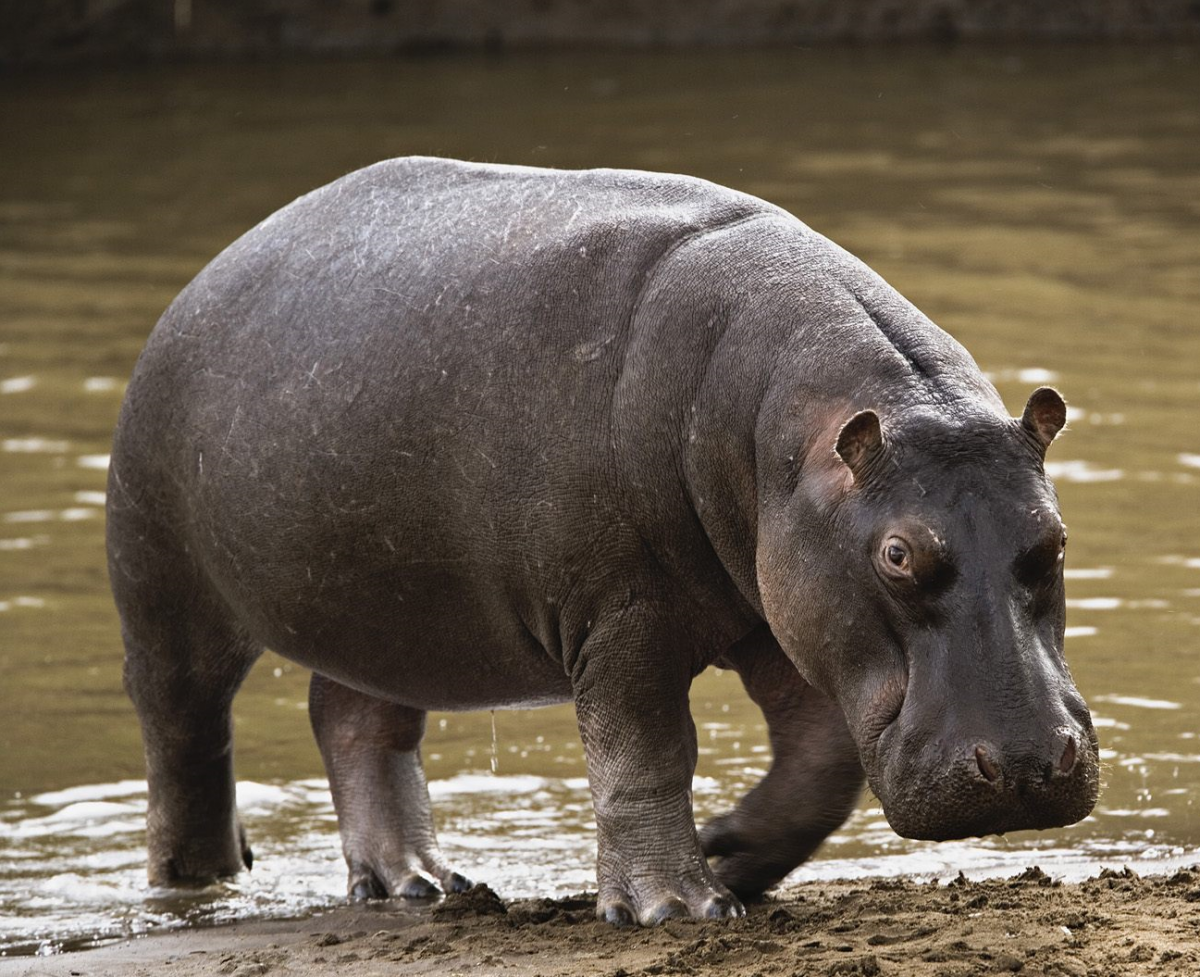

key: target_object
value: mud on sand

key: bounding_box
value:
[6,867,1200,977]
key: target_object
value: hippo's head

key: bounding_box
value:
[757,387,1099,841]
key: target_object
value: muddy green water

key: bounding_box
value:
[1,46,1199,954]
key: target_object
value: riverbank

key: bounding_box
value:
[5,867,1198,976]
[5,0,1200,67]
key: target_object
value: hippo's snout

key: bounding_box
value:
[874,718,1101,842]
[971,724,1081,791]
[971,721,1081,789]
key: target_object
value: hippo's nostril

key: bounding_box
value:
[1058,735,1077,776]
[975,745,1001,782]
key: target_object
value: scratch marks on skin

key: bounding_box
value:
[220,406,242,468]
[574,334,615,364]
[372,285,419,312]
[455,454,476,487]
[888,453,928,497]
[1031,505,1066,535]
[107,466,142,518]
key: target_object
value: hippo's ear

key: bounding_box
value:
[835,409,884,482]
[1020,386,1067,452]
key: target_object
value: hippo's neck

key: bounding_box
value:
[671,218,1006,623]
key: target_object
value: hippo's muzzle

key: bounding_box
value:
[868,691,1101,842]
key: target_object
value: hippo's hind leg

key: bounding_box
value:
[308,673,471,900]
[110,515,261,886]
[700,628,864,899]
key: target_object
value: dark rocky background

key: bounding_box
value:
[5,0,1200,66]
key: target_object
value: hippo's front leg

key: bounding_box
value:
[573,602,744,926]
[700,628,864,898]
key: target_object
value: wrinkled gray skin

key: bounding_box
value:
[108,157,1099,927]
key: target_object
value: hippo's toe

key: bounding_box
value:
[348,869,389,901]
[599,900,637,927]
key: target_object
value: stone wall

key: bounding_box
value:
[4,0,1200,65]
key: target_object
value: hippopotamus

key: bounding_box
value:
[107,156,1099,927]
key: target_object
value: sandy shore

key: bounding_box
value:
[5,867,1199,977]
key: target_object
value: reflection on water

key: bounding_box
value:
[2,45,1199,954]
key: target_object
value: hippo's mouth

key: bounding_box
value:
[865,706,1101,843]
[853,670,908,775]
[876,730,1102,842]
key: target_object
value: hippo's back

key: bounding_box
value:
[119,156,788,480]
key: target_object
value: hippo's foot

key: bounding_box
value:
[149,818,253,888]
[701,630,867,900]
[701,812,814,901]
[596,872,745,927]
[345,851,472,901]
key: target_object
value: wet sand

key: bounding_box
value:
[6,867,1199,977]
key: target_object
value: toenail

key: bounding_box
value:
[602,903,636,927]
[397,874,440,899]
[445,872,473,893]
[704,894,745,919]
[648,898,689,926]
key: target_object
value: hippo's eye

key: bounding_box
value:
[881,537,912,576]
[1016,528,1067,588]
